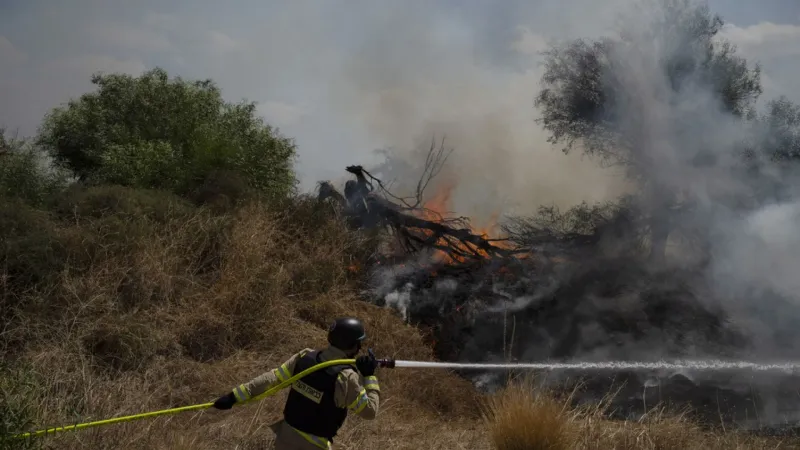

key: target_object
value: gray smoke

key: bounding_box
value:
[361,0,800,429]
[320,2,631,222]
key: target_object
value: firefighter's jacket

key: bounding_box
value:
[230,346,380,448]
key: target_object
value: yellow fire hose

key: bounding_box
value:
[13,358,357,440]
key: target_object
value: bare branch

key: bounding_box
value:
[363,135,453,211]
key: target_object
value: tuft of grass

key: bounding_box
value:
[484,377,573,450]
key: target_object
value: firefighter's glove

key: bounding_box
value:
[213,392,237,410]
[356,354,378,377]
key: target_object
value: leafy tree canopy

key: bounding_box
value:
[535,0,762,176]
[37,68,297,201]
[532,0,767,264]
[0,131,68,207]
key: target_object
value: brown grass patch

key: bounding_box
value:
[1,187,482,449]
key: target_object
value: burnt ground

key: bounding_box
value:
[365,254,800,434]
[550,370,800,436]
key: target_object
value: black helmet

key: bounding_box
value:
[327,317,366,350]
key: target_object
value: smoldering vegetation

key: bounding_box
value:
[315,0,800,432]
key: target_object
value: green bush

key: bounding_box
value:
[37,68,297,201]
[0,199,67,294]
[0,364,41,450]
[0,132,68,207]
[51,185,194,223]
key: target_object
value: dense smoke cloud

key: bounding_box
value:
[321,2,634,221]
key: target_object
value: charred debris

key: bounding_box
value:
[316,144,744,364]
[313,145,800,430]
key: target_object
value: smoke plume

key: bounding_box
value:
[351,0,800,429]
[320,2,629,222]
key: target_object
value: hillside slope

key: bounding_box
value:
[2,186,799,450]
[0,186,484,449]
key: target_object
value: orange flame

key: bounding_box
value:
[420,179,456,221]
[417,180,509,265]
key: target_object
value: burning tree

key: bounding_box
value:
[317,138,516,266]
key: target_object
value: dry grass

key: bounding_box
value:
[1,187,482,449]
[484,378,573,450]
[1,186,798,449]
[483,377,799,450]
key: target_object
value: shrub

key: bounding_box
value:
[51,185,194,223]
[37,68,297,201]
[483,378,573,450]
[0,364,41,450]
[0,199,66,295]
[0,131,68,207]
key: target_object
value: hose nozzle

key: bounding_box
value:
[368,348,396,369]
[377,358,396,369]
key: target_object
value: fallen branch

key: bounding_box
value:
[317,164,513,263]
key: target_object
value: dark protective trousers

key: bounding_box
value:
[270,420,331,450]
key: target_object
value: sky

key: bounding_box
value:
[1,0,799,216]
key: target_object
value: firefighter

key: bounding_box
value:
[212,317,381,449]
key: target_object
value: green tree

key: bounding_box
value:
[37,68,297,201]
[0,131,68,207]
[761,96,800,164]
[743,96,800,204]
[534,0,762,264]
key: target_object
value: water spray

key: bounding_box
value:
[377,357,800,373]
[16,354,800,440]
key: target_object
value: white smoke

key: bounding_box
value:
[384,282,413,322]
[714,201,800,302]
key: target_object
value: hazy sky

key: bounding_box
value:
[1,0,799,210]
